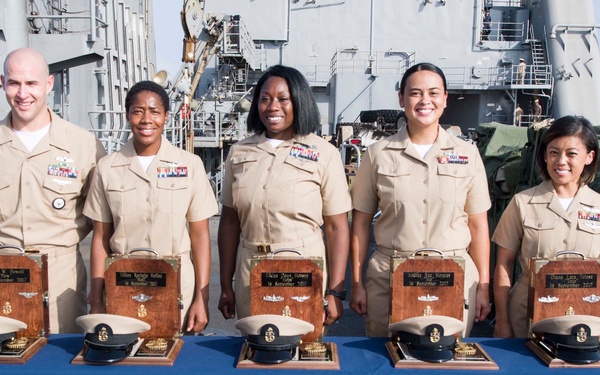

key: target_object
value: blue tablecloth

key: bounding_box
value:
[0,335,597,374]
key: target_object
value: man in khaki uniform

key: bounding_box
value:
[351,125,491,337]
[0,48,105,333]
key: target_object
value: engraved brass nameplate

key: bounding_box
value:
[545,274,597,289]
[261,272,312,287]
[115,272,167,287]
[403,272,454,287]
[0,269,31,283]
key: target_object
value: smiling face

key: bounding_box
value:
[127,91,168,156]
[545,135,595,196]
[399,70,447,133]
[258,76,295,140]
[1,49,54,131]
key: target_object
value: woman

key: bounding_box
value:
[492,115,600,338]
[218,65,351,325]
[84,80,218,333]
[350,63,491,337]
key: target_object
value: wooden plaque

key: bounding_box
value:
[527,256,600,336]
[0,247,49,363]
[386,341,498,370]
[71,338,183,366]
[236,341,340,370]
[250,255,324,342]
[390,254,465,323]
[104,253,182,339]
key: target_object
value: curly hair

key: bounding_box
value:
[125,80,169,113]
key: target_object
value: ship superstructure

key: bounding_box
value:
[159,0,600,195]
[0,0,156,151]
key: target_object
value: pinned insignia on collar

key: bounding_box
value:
[157,166,188,178]
[48,162,79,178]
[437,151,468,165]
[578,206,600,222]
[290,143,320,161]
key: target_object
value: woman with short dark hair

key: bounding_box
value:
[85,80,218,334]
[493,115,600,338]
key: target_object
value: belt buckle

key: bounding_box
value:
[257,244,271,253]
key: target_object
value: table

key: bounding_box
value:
[0,336,597,374]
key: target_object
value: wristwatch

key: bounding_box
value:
[326,289,347,301]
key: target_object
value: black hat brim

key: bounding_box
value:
[554,348,600,364]
[83,346,128,364]
[251,348,296,364]
[408,346,454,363]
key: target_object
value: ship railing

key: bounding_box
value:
[517,114,548,127]
[486,0,526,7]
[442,64,551,88]
[28,0,107,41]
[223,17,265,71]
[88,127,129,155]
[330,50,415,77]
[486,21,526,42]
[296,65,331,86]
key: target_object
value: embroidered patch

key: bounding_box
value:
[48,162,78,178]
[157,166,188,178]
[437,151,468,164]
[290,144,319,161]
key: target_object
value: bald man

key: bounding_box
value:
[0,48,106,333]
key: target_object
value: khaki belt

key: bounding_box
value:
[376,246,468,258]
[242,233,323,253]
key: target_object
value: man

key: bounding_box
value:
[481,10,492,41]
[533,98,542,122]
[0,48,106,333]
[517,58,527,85]
[514,103,523,126]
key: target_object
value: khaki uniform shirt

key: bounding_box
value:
[491,180,600,337]
[492,180,600,275]
[352,125,491,252]
[221,132,351,244]
[0,110,105,247]
[84,136,218,255]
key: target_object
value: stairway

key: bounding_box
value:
[530,40,548,84]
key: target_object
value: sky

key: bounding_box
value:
[152,1,184,77]
[153,0,600,78]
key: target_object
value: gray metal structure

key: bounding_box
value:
[159,0,600,196]
[0,0,157,152]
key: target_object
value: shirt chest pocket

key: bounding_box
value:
[575,220,600,255]
[277,156,319,195]
[376,166,411,203]
[523,217,557,258]
[437,164,473,204]
[42,176,83,217]
[231,155,259,190]
[157,177,191,214]
[0,176,17,219]
[106,180,138,215]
